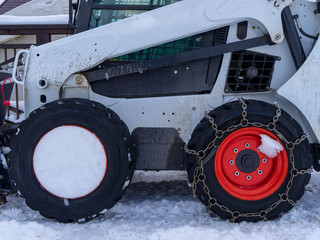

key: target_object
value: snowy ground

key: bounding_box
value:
[1,170,320,240]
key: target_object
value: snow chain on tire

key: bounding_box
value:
[186,98,313,222]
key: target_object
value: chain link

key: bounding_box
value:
[186,98,313,222]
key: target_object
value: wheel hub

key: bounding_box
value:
[215,127,288,200]
[236,149,260,173]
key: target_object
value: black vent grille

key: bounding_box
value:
[226,51,278,92]
[214,27,229,44]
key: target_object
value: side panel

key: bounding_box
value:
[132,128,185,170]
[278,39,320,143]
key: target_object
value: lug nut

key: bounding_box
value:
[262,158,267,163]
[235,171,240,176]
[234,148,238,153]
[245,143,250,148]
[258,170,263,175]
[246,175,251,180]
[229,160,234,165]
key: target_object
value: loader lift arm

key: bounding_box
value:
[84,36,273,82]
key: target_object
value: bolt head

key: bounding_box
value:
[75,75,83,84]
[274,34,282,41]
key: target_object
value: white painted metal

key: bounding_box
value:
[13,0,320,144]
[278,38,320,142]
[12,50,27,85]
[290,0,320,54]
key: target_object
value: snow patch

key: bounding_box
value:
[0,153,8,169]
[0,145,10,170]
[1,172,320,239]
[0,15,69,25]
[6,101,25,123]
[31,0,59,12]
[258,134,284,158]
[1,147,11,155]
[122,180,130,190]
[33,126,107,199]
[63,198,69,207]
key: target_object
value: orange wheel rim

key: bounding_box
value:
[215,127,288,201]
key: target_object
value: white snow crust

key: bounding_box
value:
[31,0,59,12]
[258,134,284,158]
[6,101,25,123]
[0,170,320,240]
[0,15,69,25]
[0,151,8,169]
[33,126,107,199]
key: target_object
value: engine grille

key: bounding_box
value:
[225,51,278,92]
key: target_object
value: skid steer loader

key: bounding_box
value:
[0,0,320,222]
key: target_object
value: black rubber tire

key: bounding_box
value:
[187,100,312,222]
[8,98,134,222]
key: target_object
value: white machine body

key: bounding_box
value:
[13,0,320,143]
